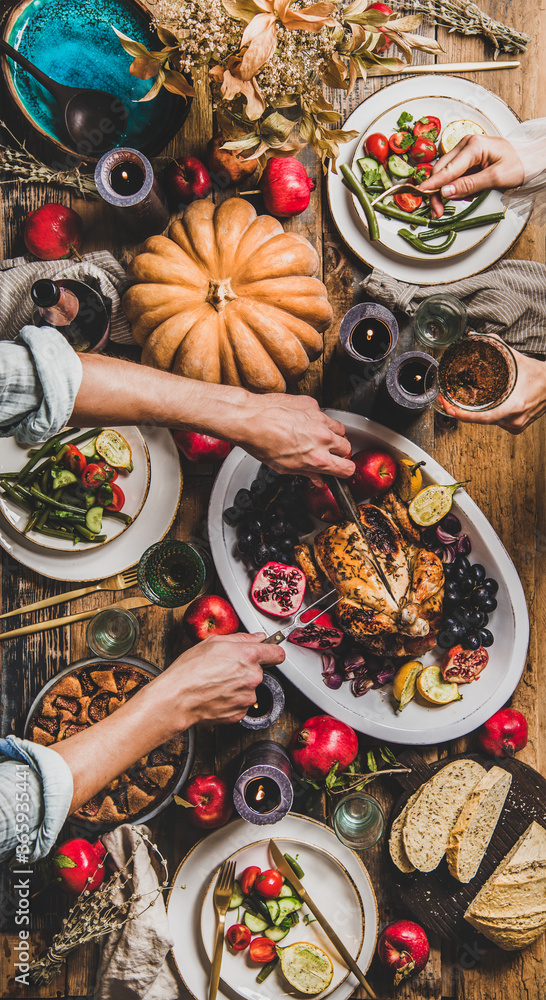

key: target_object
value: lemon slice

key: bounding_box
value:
[279,942,334,995]
[408,481,467,527]
[396,459,426,502]
[416,665,461,705]
[440,119,486,155]
[96,429,133,471]
[393,660,423,711]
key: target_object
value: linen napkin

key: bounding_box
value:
[0,252,135,344]
[94,824,182,1000]
[360,259,546,356]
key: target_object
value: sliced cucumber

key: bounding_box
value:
[265,899,280,923]
[243,911,269,934]
[80,438,97,458]
[85,506,103,534]
[357,156,379,174]
[50,468,77,489]
[264,925,290,942]
[379,164,392,189]
[229,880,244,909]
[279,884,295,898]
[273,898,302,925]
[388,154,414,179]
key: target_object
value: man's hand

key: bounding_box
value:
[419,134,525,218]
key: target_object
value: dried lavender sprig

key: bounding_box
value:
[0,120,98,198]
[401,0,529,54]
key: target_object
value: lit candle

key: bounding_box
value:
[94,147,169,240]
[233,741,293,826]
[339,303,399,366]
[386,350,438,411]
[240,674,285,731]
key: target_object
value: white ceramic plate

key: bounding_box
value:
[0,426,150,550]
[208,410,529,744]
[352,94,504,260]
[200,838,364,1000]
[327,75,530,284]
[0,425,182,581]
[167,815,378,1000]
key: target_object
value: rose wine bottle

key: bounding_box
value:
[31,278,110,353]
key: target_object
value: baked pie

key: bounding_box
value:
[28,663,189,826]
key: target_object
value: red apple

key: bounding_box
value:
[162,156,211,208]
[365,2,393,52]
[184,595,239,641]
[349,448,396,499]
[172,430,231,462]
[183,774,233,829]
[206,137,258,186]
[304,479,342,523]
[24,203,83,260]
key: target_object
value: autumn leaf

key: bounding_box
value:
[130,56,162,80]
[112,25,153,60]
[136,68,166,102]
[239,11,277,79]
[156,25,181,47]
[163,68,196,98]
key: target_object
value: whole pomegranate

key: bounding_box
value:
[290,715,358,780]
[24,203,83,260]
[51,838,106,894]
[260,157,314,217]
[478,708,528,758]
[206,137,258,185]
[377,920,430,985]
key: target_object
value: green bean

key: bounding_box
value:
[398,229,457,254]
[0,479,34,506]
[414,212,505,241]
[29,488,92,515]
[50,511,87,525]
[17,428,76,484]
[284,853,305,878]
[59,427,104,450]
[0,472,19,479]
[340,164,380,241]
[256,959,278,984]
[376,188,491,228]
[23,508,42,534]
[34,525,75,541]
[103,509,133,525]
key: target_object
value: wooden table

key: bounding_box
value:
[1,0,545,996]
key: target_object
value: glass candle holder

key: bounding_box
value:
[332,792,385,850]
[240,673,285,731]
[233,740,293,825]
[414,293,467,349]
[386,351,438,411]
[339,303,399,366]
[86,607,139,658]
[94,147,169,239]
[137,540,210,608]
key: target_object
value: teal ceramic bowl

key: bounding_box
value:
[1,0,190,163]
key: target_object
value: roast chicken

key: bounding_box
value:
[296,490,444,658]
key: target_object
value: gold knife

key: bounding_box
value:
[326,475,396,604]
[269,840,379,1000]
[0,596,153,641]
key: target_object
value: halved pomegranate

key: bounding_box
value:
[289,609,343,650]
[251,562,306,618]
[441,644,489,683]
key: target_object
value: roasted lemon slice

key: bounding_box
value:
[396,458,426,502]
[408,482,467,526]
[279,942,334,995]
[96,429,133,471]
[416,665,461,704]
[393,660,423,711]
[440,119,486,155]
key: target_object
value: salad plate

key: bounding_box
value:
[327,75,531,284]
[208,410,529,745]
[167,814,378,1000]
[200,838,364,1000]
[0,426,150,551]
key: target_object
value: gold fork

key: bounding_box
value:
[209,859,236,1000]
[0,566,139,620]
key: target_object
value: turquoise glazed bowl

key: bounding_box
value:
[1,0,190,162]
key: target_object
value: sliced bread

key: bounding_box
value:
[465,821,546,950]
[402,759,486,873]
[389,788,422,874]
[446,766,512,883]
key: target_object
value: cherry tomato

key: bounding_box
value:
[249,937,277,963]
[413,115,441,141]
[82,463,109,489]
[413,163,433,183]
[101,464,118,483]
[441,645,489,684]
[106,483,125,512]
[411,136,437,163]
[255,869,283,898]
[364,132,389,165]
[63,445,86,477]
[226,923,251,951]
[394,192,423,213]
[240,866,261,895]
[388,131,414,155]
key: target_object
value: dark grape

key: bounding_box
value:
[462,608,486,628]
[223,505,244,526]
[253,543,271,566]
[463,631,481,651]
[279,537,294,553]
[440,513,462,535]
[469,564,486,585]
[479,628,494,647]
[257,464,269,481]
[484,578,499,594]
[482,596,498,614]
[250,479,269,499]
[460,576,474,595]
[247,516,263,533]
[442,616,459,630]
[454,555,470,573]
[469,585,490,609]
[268,544,283,561]
[270,520,286,538]
[482,613,489,627]
[451,621,468,641]
[234,488,253,510]
[443,564,456,580]
[445,581,463,600]
[237,534,253,555]
[438,629,455,649]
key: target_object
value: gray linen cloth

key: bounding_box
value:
[0,251,135,344]
[94,824,182,1000]
[361,259,546,356]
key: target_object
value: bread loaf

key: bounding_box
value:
[464,821,546,950]
[389,789,422,873]
[446,766,512,883]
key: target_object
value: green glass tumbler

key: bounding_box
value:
[137,540,209,608]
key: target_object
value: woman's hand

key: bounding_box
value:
[439,345,546,434]
[419,134,525,218]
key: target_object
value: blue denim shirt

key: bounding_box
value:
[0,326,82,444]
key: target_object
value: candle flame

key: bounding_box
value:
[256,784,265,802]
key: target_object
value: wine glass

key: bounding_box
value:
[414,293,467,349]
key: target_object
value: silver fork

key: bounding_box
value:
[0,565,139,620]
[209,859,236,1000]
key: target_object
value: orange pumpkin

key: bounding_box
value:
[123,198,332,392]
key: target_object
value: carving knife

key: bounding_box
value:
[326,475,397,603]
[269,840,379,1000]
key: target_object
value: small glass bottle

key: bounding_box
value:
[31,278,111,353]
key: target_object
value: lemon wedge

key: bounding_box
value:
[96,429,133,471]
[393,660,423,711]
[416,665,461,705]
[396,458,426,502]
[440,119,486,155]
[408,482,467,527]
[279,942,334,995]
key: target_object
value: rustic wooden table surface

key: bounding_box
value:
[1,0,545,997]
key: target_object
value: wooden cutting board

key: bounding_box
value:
[387,749,546,946]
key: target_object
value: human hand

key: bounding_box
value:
[236,393,355,479]
[419,134,525,218]
[438,344,546,434]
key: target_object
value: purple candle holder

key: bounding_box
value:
[386,350,438,411]
[240,673,285,731]
[339,302,398,367]
[94,148,169,240]
[233,741,293,826]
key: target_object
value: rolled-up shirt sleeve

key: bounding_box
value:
[0,326,82,445]
[0,736,73,863]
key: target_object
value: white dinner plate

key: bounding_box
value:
[327,75,531,284]
[0,425,182,581]
[167,814,378,1000]
[351,95,504,260]
[200,838,364,1000]
[208,410,529,744]
[0,426,150,550]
